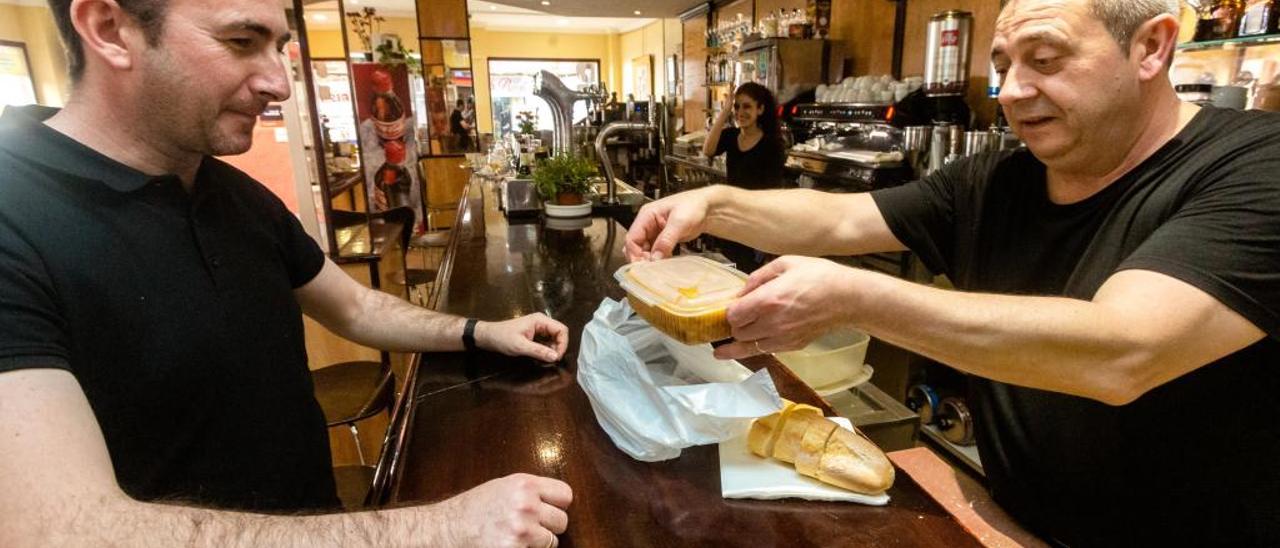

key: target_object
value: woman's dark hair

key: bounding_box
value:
[734,81,780,141]
[49,0,169,82]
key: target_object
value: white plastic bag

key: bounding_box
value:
[577,298,784,462]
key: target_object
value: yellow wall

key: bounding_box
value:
[0,4,71,107]
[470,27,619,134]
[619,21,669,100]
[307,29,346,59]
[306,16,422,59]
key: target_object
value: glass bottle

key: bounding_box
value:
[1238,0,1279,36]
[1206,0,1246,40]
[374,140,413,211]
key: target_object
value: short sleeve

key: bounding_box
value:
[870,164,962,276]
[265,191,326,289]
[0,215,73,373]
[1118,164,1280,338]
[230,166,326,289]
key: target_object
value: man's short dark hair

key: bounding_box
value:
[48,0,170,81]
[1088,0,1179,50]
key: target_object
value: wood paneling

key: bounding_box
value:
[754,0,806,23]
[829,0,898,77]
[420,157,468,228]
[417,0,469,39]
[902,0,1002,126]
[683,16,709,133]
[717,0,754,27]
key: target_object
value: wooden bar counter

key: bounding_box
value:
[379,177,982,547]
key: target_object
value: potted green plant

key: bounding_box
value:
[516,111,538,137]
[533,153,597,216]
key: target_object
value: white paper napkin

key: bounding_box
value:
[719,417,891,505]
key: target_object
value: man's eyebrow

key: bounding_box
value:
[222,20,292,49]
[1013,29,1070,49]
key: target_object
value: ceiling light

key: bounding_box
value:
[312,13,329,22]
[540,1,550,5]
[634,10,642,15]
[489,5,497,9]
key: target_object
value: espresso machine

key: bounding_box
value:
[785,102,922,192]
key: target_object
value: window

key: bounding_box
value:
[487,59,600,141]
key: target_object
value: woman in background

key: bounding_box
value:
[702,82,785,190]
[700,82,786,271]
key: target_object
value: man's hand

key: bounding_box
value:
[442,473,573,548]
[624,187,717,262]
[475,313,570,363]
[714,256,860,360]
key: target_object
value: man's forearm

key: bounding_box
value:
[39,494,450,548]
[704,186,903,257]
[847,270,1151,405]
[338,288,467,353]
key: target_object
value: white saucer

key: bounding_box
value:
[812,365,874,397]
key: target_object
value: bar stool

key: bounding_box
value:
[380,206,439,306]
[313,360,396,509]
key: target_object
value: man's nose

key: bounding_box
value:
[998,64,1038,108]
[252,51,292,104]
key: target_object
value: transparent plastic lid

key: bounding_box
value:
[615,256,748,316]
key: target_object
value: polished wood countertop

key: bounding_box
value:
[379,178,981,547]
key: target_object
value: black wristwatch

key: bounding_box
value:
[462,318,479,352]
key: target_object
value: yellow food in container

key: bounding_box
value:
[614,256,749,345]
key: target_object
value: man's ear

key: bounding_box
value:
[70,0,147,74]
[1130,13,1180,81]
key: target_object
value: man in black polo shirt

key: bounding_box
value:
[1,1,571,546]
[626,0,1279,545]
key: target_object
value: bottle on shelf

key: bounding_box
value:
[1196,0,1246,41]
[1238,0,1279,37]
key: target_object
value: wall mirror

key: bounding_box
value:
[420,39,478,156]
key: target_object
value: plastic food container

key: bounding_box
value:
[775,329,871,390]
[614,256,748,344]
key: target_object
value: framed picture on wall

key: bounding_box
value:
[0,41,37,107]
[666,54,679,99]
[633,54,653,100]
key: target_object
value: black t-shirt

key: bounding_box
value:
[0,105,339,512]
[713,126,785,190]
[450,109,465,134]
[872,107,1280,546]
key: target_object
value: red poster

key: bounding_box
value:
[351,62,425,232]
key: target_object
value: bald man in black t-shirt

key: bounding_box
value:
[626,1,1280,545]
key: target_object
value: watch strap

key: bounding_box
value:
[462,318,479,352]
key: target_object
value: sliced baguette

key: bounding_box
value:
[794,418,839,477]
[746,401,796,457]
[815,426,896,495]
[770,405,823,464]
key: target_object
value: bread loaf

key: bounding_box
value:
[745,402,895,495]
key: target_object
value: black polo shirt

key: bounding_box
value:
[0,105,339,511]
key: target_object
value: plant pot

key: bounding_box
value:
[556,193,585,206]
[544,201,593,218]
